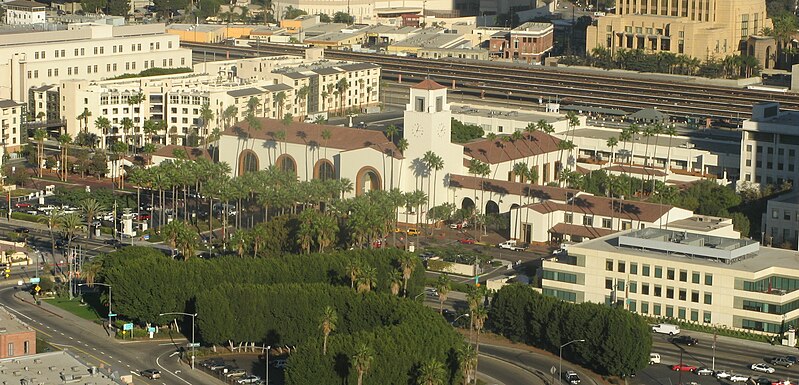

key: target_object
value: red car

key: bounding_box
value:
[136,214,151,220]
[14,202,32,208]
[671,364,697,372]
[458,238,476,244]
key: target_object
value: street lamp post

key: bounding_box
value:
[559,339,585,385]
[450,313,470,326]
[78,283,113,327]
[265,345,271,384]
[159,312,198,370]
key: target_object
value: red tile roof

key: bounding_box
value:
[448,174,576,202]
[463,131,561,164]
[527,194,673,222]
[223,118,401,158]
[549,223,615,239]
[411,79,447,90]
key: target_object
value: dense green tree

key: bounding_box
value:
[451,119,484,143]
[283,5,307,19]
[333,11,354,24]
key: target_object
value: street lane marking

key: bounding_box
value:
[156,349,192,385]
[52,343,110,367]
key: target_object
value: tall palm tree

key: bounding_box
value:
[199,102,215,149]
[81,254,104,287]
[467,159,490,240]
[33,129,47,177]
[39,209,62,274]
[319,305,337,355]
[58,133,73,182]
[356,265,377,293]
[428,153,444,226]
[352,342,374,385]
[434,274,451,315]
[388,269,402,296]
[459,344,478,385]
[336,78,349,116]
[59,213,84,254]
[472,305,489,380]
[79,198,105,239]
[384,125,399,188]
[120,117,134,150]
[605,136,618,170]
[274,92,287,119]
[662,124,678,229]
[297,85,309,121]
[512,162,530,239]
[398,253,417,297]
[416,360,446,385]
[346,259,362,290]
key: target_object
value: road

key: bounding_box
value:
[0,282,222,385]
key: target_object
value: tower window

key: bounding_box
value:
[435,96,443,112]
[415,97,425,112]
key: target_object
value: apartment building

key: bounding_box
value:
[586,0,771,60]
[762,191,799,249]
[0,100,24,152]
[0,306,36,359]
[58,55,380,148]
[3,0,46,25]
[542,228,799,334]
[0,23,192,103]
[739,102,799,190]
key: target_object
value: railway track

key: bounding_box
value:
[185,42,799,121]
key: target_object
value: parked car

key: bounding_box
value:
[754,378,773,385]
[671,364,697,372]
[136,214,151,221]
[426,287,438,297]
[201,359,224,368]
[208,362,228,371]
[497,240,525,251]
[714,370,732,379]
[140,369,161,379]
[671,335,698,346]
[15,227,29,234]
[751,363,775,374]
[406,228,420,236]
[14,202,32,208]
[729,374,750,382]
[237,375,261,384]
[449,221,467,229]
[563,371,580,384]
[649,353,661,364]
[272,359,287,369]
[225,368,246,378]
[693,367,714,376]
[458,238,476,244]
[770,357,793,367]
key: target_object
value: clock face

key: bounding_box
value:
[437,122,447,138]
[413,122,424,138]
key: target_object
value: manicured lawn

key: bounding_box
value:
[44,292,105,321]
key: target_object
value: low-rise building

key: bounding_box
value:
[542,228,798,334]
[387,29,469,55]
[166,24,227,43]
[3,0,47,25]
[0,100,24,152]
[0,306,36,358]
[417,47,489,60]
[0,350,124,384]
[280,14,320,34]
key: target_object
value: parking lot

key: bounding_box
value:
[199,354,287,385]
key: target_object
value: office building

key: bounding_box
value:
[739,102,799,190]
[3,0,46,25]
[542,228,799,334]
[762,191,799,249]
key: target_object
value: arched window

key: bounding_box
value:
[314,159,335,181]
[356,166,382,195]
[238,150,259,175]
[276,154,297,175]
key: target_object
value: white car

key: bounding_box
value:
[714,370,732,379]
[730,374,750,382]
[237,375,261,384]
[693,368,714,376]
[751,363,776,374]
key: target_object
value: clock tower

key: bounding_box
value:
[401,79,465,214]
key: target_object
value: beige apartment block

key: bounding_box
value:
[738,102,799,190]
[0,100,24,152]
[542,228,799,334]
[586,0,771,60]
[0,23,191,103]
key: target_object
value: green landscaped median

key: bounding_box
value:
[44,292,104,321]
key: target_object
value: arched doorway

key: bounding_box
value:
[461,197,475,211]
[276,154,297,175]
[356,166,382,195]
[314,159,336,181]
[485,200,500,214]
[238,150,259,175]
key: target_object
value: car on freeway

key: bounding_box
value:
[426,287,438,297]
[563,371,580,384]
[729,374,750,382]
[458,238,476,244]
[225,368,246,378]
[754,378,773,385]
[671,335,699,346]
[693,367,714,376]
[671,364,697,372]
[785,356,798,364]
[770,357,793,367]
[140,369,161,379]
[714,370,732,379]
[751,363,776,374]
[14,202,32,208]
[15,227,29,234]
[237,375,261,384]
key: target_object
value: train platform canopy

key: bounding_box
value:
[628,108,670,123]
[559,104,627,116]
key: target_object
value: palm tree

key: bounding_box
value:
[512,162,530,238]
[230,229,249,257]
[80,108,92,133]
[33,129,47,177]
[416,359,446,385]
[356,265,377,293]
[120,117,134,150]
[347,259,362,289]
[384,125,399,188]
[58,133,73,182]
[81,254,104,287]
[662,124,677,229]
[428,153,444,226]
[336,78,349,116]
[79,198,104,239]
[59,213,84,254]
[199,102,215,148]
[222,105,239,128]
[352,342,374,385]
[297,85,309,121]
[319,305,337,355]
[39,209,62,274]
[467,159,490,239]
[127,92,145,146]
[466,285,485,343]
[434,274,451,315]
[388,269,402,296]
[605,136,618,170]
[274,92,287,119]
[458,344,478,385]
[472,305,489,380]
[398,253,417,297]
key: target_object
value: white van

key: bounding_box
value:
[651,323,680,335]
[649,353,661,364]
